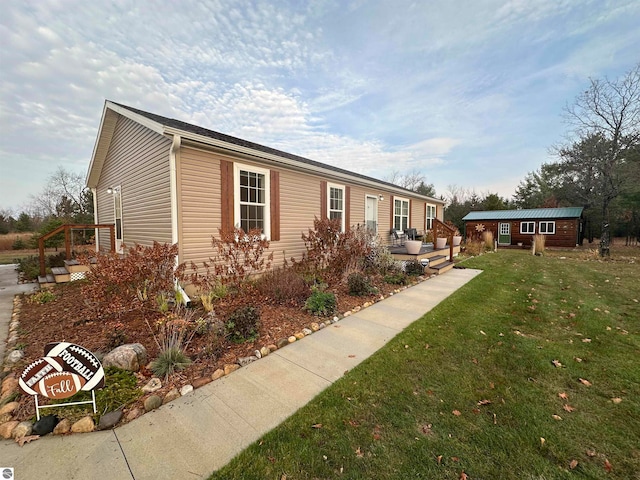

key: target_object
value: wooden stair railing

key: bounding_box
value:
[39,224,116,277]
[432,218,456,262]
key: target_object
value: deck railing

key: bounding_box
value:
[39,224,115,277]
[432,218,456,261]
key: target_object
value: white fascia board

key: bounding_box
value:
[168,127,442,204]
[106,101,164,135]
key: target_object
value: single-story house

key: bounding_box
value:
[86,101,445,269]
[462,207,584,248]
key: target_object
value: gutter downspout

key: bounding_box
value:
[91,187,99,252]
[170,134,190,307]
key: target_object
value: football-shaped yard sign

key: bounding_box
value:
[20,342,105,399]
[36,371,86,399]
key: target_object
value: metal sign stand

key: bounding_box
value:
[33,391,97,421]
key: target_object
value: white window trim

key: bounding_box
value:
[234,163,271,240]
[426,204,436,230]
[539,221,555,235]
[393,196,410,233]
[520,221,535,234]
[112,185,123,253]
[327,183,345,231]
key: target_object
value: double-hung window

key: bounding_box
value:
[235,164,270,238]
[539,221,555,234]
[328,184,345,231]
[394,197,409,232]
[426,204,436,230]
[520,221,535,234]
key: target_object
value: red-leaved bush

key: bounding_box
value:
[293,217,374,282]
[188,227,273,291]
[80,242,183,319]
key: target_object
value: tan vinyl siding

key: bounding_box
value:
[348,186,366,228]
[178,147,222,265]
[96,116,172,249]
[411,199,426,231]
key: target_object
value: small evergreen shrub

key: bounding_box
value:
[11,238,26,250]
[404,260,425,276]
[347,272,373,296]
[225,305,260,343]
[384,272,407,285]
[304,288,337,316]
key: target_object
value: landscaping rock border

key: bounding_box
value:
[0,274,435,440]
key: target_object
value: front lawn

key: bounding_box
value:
[211,248,640,479]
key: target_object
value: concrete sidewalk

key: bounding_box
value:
[0,268,482,479]
[0,264,38,362]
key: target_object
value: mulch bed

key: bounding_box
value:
[7,274,408,424]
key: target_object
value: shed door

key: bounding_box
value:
[498,222,511,245]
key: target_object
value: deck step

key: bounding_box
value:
[426,255,448,267]
[38,274,57,288]
[51,266,70,283]
[426,261,455,275]
[64,259,90,273]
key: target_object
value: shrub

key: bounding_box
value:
[304,287,337,316]
[255,266,310,304]
[295,218,374,280]
[462,238,484,256]
[225,305,260,343]
[384,272,407,285]
[11,237,26,250]
[404,260,425,276]
[149,314,196,379]
[29,290,56,304]
[483,231,495,250]
[200,283,228,313]
[533,233,546,254]
[79,242,184,319]
[188,227,273,291]
[347,272,374,296]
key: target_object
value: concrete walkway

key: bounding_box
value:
[0,268,482,479]
[0,264,38,362]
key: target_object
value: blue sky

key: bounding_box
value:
[1,0,638,212]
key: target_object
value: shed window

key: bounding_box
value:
[394,198,409,232]
[235,164,270,238]
[328,184,345,231]
[539,221,555,234]
[520,222,535,234]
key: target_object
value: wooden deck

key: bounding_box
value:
[389,244,461,275]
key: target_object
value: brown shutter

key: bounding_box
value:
[409,200,412,228]
[320,181,327,219]
[390,195,394,229]
[424,203,427,230]
[270,170,280,241]
[220,160,234,233]
[345,186,351,231]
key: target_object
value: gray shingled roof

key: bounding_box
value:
[462,207,583,221]
[111,102,440,202]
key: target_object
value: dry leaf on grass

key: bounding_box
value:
[582,338,592,343]
[437,455,443,465]
[540,437,546,446]
[611,397,622,404]
[460,471,469,480]
[552,414,563,421]
[558,392,569,400]
[355,447,363,458]
[579,378,592,387]
[563,404,576,412]
[569,459,578,469]
[452,410,462,416]
[586,449,597,457]
[311,423,322,429]
[604,459,612,472]
[477,399,491,406]
[552,359,563,368]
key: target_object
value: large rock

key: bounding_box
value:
[12,421,33,439]
[0,421,19,439]
[53,418,71,435]
[0,401,19,416]
[71,416,95,433]
[1,376,18,399]
[141,377,162,393]
[102,343,147,371]
[144,395,162,412]
[163,388,180,404]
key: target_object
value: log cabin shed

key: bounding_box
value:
[462,207,584,248]
[86,101,445,269]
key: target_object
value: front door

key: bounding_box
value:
[365,195,378,233]
[498,222,511,245]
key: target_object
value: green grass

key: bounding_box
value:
[210,249,640,480]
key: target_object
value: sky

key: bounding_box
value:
[1,0,639,213]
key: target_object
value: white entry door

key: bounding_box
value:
[365,196,378,233]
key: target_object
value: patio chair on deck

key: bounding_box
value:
[390,229,406,246]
